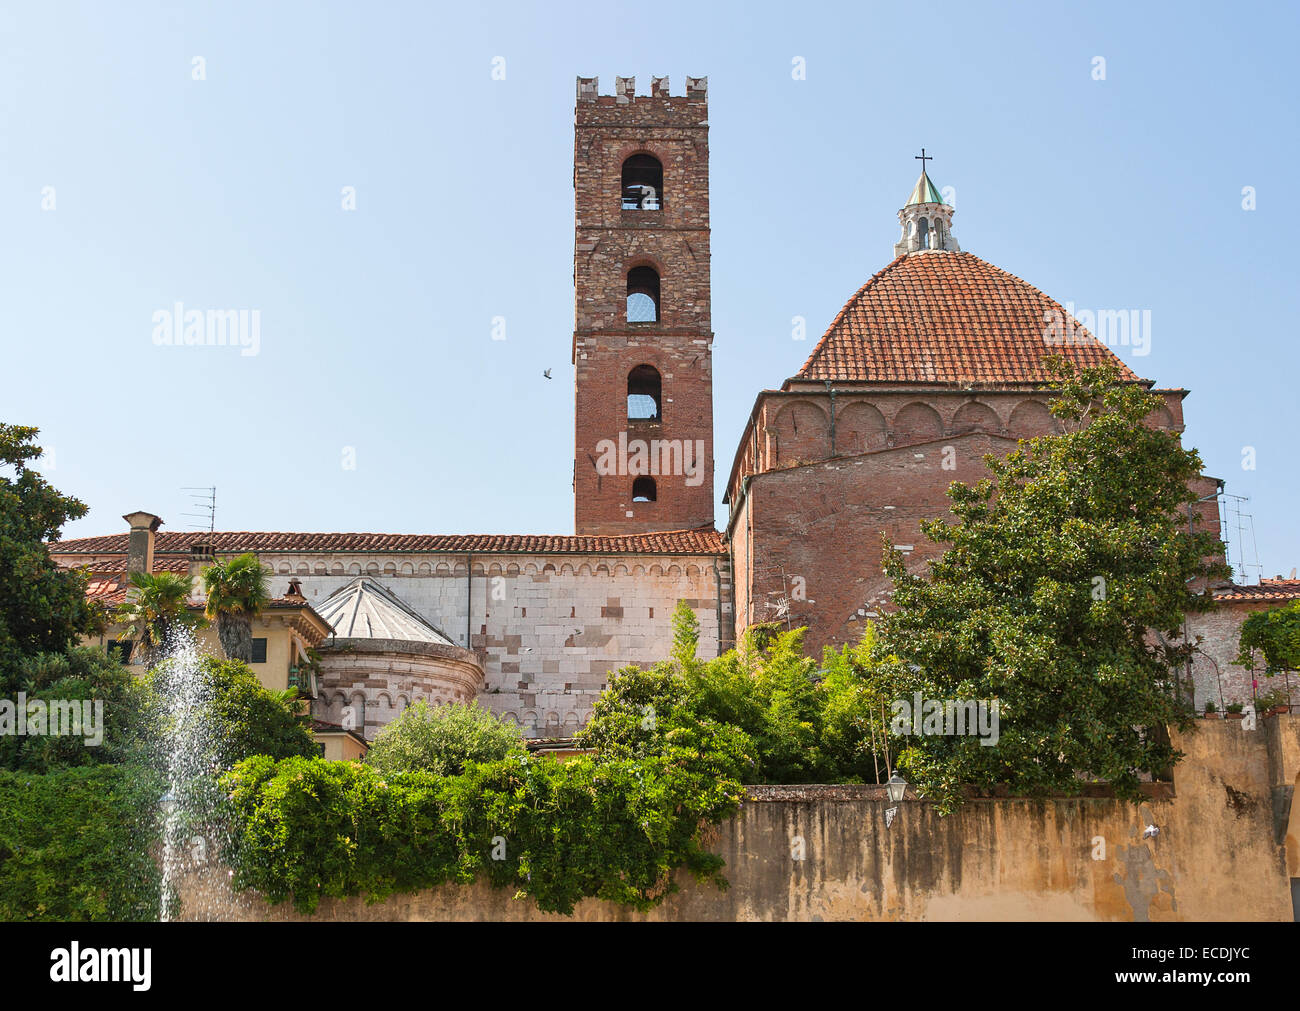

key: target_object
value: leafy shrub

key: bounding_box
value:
[0,764,162,920]
[222,755,458,909]
[222,747,743,916]
[365,700,526,777]
[221,607,749,916]
[816,623,898,783]
[578,609,876,786]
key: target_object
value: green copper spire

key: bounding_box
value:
[905,169,944,207]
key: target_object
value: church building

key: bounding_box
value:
[48,76,1297,741]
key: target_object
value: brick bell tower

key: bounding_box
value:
[573,75,715,535]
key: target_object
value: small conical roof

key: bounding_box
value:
[315,577,454,644]
[905,169,944,206]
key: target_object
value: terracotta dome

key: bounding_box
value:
[795,250,1142,387]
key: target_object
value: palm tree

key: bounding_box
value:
[201,553,270,663]
[112,570,200,668]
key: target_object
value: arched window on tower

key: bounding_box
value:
[622,154,663,210]
[626,266,660,323]
[916,216,930,249]
[627,364,662,420]
[632,476,657,502]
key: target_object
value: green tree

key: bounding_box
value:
[1235,600,1300,675]
[201,552,270,663]
[876,359,1230,811]
[745,628,826,782]
[1235,600,1300,709]
[365,700,526,777]
[112,570,200,668]
[817,622,897,783]
[669,599,700,671]
[151,655,318,768]
[0,424,99,674]
[579,622,835,785]
[0,646,156,772]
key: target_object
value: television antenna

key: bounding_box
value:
[182,486,216,533]
[1220,493,1261,585]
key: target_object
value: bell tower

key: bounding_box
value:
[894,150,960,258]
[572,75,715,535]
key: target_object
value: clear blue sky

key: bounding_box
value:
[2,0,1295,581]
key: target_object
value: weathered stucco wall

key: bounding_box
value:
[182,716,1299,922]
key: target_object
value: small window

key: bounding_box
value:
[251,638,268,664]
[622,154,663,210]
[315,742,326,758]
[627,364,662,420]
[107,640,134,664]
[626,266,660,323]
[632,476,657,502]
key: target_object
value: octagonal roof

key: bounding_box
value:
[315,577,455,645]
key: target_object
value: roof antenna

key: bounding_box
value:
[182,486,216,533]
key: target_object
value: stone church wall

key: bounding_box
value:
[256,550,729,735]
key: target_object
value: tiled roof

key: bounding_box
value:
[310,719,368,745]
[49,528,726,556]
[795,251,1144,385]
[1214,579,1300,603]
[84,578,131,606]
[77,558,321,613]
[68,556,192,574]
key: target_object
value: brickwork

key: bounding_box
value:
[573,76,714,534]
[731,428,1017,653]
[725,386,1193,656]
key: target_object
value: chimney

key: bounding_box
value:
[189,541,215,599]
[122,512,162,576]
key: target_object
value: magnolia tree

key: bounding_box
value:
[874,359,1230,811]
[0,424,99,673]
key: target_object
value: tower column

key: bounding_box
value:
[572,76,716,534]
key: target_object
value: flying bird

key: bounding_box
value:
[543,369,552,379]
[1143,825,1159,839]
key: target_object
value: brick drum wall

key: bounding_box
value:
[725,387,1194,657]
